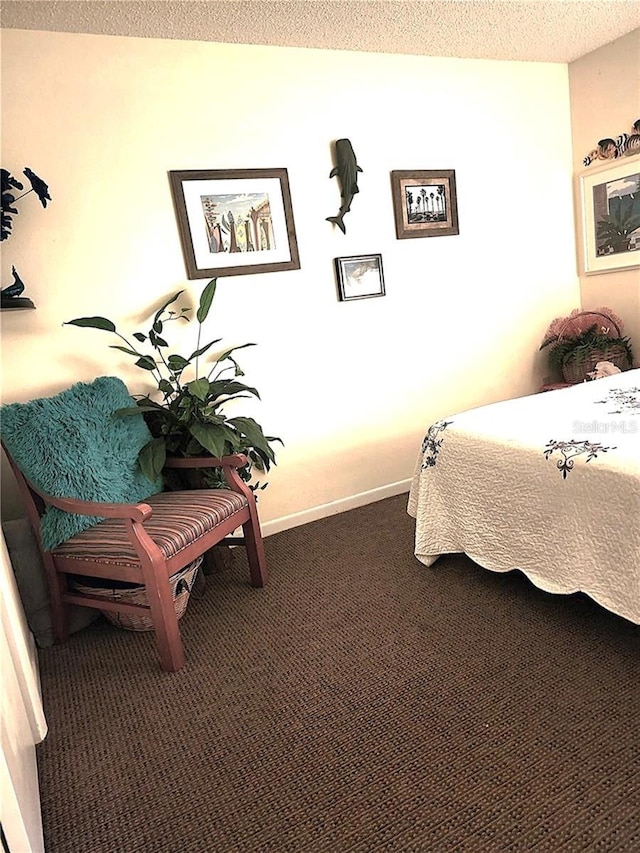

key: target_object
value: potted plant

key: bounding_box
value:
[540,307,634,383]
[65,279,281,493]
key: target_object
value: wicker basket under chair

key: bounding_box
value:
[72,556,202,632]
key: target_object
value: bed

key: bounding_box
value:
[407,368,640,625]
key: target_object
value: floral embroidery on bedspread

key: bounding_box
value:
[593,386,640,414]
[543,439,616,479]
[421,420,453,468]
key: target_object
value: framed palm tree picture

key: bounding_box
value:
[580,155,640,274]
[390,170,459,239]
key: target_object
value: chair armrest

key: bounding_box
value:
[163,454,254,500]
[42,493,153,522]
[8,459,154,521]
[2,441,154,534]
[163,454,249,470]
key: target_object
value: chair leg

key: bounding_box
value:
[242,515,268,588]
[45,555,70,643]
[144,574,186,672]
[52,577,71,643]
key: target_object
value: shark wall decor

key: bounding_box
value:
[326,138,362,234]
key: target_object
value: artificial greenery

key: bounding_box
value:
[1,166,51,241]
[542,324,634,373]
[1,166,51,308]
[65,280,280,491]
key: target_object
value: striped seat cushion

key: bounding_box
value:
[52,490,249,567]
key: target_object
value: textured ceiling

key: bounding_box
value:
[1,1,639,63]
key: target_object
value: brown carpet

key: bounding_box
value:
[36,493,640,852]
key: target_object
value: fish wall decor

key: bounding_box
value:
[326,138,362,234]
[583,118,640,166]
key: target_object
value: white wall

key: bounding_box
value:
[0,531,47,853]
[1,29,580,530]
[569,29,640,351]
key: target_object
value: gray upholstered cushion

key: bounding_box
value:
[3,518,98,647]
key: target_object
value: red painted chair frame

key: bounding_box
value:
[2,448,267,672]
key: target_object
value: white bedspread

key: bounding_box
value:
[408,369,640,624]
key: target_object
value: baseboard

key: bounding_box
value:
[262,479,412,538]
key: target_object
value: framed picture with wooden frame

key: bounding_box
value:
[334,254,385,301]
[390,170,459,240]
[169,168,300,279]
[579,155,640,275]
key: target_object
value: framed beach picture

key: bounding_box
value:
[390,170,459,239]
[580,155,640,274]
[334,254,385,301]
[169,168,300,278]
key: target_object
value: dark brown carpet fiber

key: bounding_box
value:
[36,494,639,852]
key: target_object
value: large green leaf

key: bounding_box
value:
[208,380,260,399]
[207,396,253,413]
[197,279,217,323]
[64,316,116,333]
[109,344,142,357]
[135,395,169,410]
[198,407,227,425]
[248,446,270,471]
[138,437,166,483]
[216,343,256,362]
[154,290,184,324]
[228,416,273,454]
[149,331,169,348]
[135,355,157,371]
[217,423,241,448]
[187,378,210,401]
[167,354,190,372]
[113,405,150,417]
[188,339,222,360]
[189,422,227,457]
[228,356,245,377]
[193,422,238,451]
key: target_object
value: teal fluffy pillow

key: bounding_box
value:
[1,376,163,550]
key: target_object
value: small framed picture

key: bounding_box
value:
[335,254,385,301]
[580,155,640,274]
[390,170,459,239]
[169,167,300,279]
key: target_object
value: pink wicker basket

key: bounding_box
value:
[561,344,631,383]
[554,311,632,383]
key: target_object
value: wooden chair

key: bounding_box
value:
[3,447,268,672]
